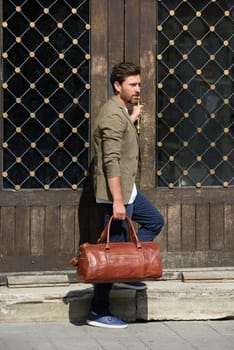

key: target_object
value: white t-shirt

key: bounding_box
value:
[96,183,137,204]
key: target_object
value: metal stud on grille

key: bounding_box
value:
[156,0,233,188]
[2,0,90,190]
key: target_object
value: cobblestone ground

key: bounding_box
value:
[0,320,233,350]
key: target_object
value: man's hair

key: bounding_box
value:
[110,62,140,92]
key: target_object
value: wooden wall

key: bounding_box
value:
[0,188,233,272]
[0,0,233,272]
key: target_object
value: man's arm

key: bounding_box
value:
[107,176,126,220]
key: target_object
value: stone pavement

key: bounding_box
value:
[0,320,233,350]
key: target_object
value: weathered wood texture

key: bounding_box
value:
[0,1,233,272]
[0,199,233,272]
[139,0,157,188]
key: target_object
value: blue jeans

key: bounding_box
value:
[91,191,164,315]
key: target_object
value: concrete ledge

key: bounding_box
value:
[0,283,136,323]
[182,270,234,283]
[7,274,69,288]
[0,279,233,323]
[136,281,234,321]
[0,283,92,323]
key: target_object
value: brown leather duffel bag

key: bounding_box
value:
[71,215,162,283]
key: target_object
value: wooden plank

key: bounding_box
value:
[0,206,15,255]
[125,0,140,62]
[15,206,30,255]
[1,251,233,272]
[163,251,234,269]
[90,0,108,158]
[0,190,82,206]
[0,255,75,272]
[44,206,60,254]
[155,204,168,251]
[78,189,95,245]
[74,205,80,249]
[108,0,124,72]
[181,204,195,251]
[0,188,234,207]
[224,204,234,250]
[60,206,75,253]
[88,204,105,244]
[210,203,224,250]
[167,204,181,251]
[138,0,156,188]
[143,187,234,205]
[30,206,45,255]
[195,203,210,250]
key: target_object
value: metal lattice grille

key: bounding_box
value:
[2,0,90,190]
[156,0,233,188]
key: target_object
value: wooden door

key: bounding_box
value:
[0,0,233,273]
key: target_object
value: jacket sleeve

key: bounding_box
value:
[101,113,126,178]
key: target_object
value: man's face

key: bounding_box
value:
[114,75,141,106]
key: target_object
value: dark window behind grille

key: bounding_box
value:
[2,0,90,190]
[156,0,233,189]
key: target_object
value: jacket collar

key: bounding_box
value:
[110,95,130,118]
[110,95,139,141]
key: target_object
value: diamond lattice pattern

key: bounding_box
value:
[2,0,90,190]
[156,0,233,188]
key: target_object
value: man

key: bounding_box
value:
[87,62,164,329]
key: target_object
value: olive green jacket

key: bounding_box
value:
[93,95,139,204]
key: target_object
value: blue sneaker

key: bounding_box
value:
[113,282,147,290]
[86,311,128,329]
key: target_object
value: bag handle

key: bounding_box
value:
[98,215,142,250]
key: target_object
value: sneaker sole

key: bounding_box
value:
[86,320,128,329]
[113,283,147,291]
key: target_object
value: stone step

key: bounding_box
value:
[0,279,233,323]
[136,281,234,321]
[182,269,234,283]
[2,267,234,288]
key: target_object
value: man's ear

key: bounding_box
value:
[114,81,121,93]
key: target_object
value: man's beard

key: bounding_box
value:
[130,95,139,105]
